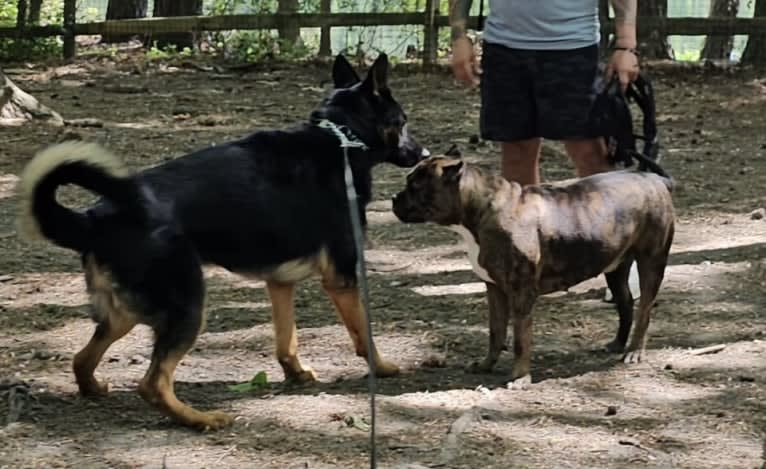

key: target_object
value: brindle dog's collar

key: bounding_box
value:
[315,119,369,150]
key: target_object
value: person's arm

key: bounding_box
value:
[449,0,480,86]
[607,0,639,89]
[449,0,473,42]
[610,0,638,49]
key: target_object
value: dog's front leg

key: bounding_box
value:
[467,282,509,374]
[507,288,537,390]
[321,280,400,378]
[266,281,317,383]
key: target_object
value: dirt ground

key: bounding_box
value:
[0,51,764,469]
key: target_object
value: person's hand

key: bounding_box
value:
[451,36,481,87]
[605,48,639,91]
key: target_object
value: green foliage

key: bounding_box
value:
[0,0,64,61]
[228,371,270,393]
[146,42,194,61]
[0,2,16,27]
[0,38,62,62]
[205,0,313,62]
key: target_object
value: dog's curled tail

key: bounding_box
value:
[17,141,144,252]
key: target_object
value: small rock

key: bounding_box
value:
[468,134,480,144]
[33,350,53,360]
[749,208,765,220]
[738,375,755,382]
[605,405,618,416]
[715,411,726,418]
[421,355,446,368]
[664,363,673,370]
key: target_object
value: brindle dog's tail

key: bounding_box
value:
[17,141,146,252]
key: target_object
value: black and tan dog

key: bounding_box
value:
[16,53,427,430]
[392,156,674,387]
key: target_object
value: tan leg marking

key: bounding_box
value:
[322,283,399,377]
[138,349,233,431]
[266,281,317,382]
[73,312,137,396]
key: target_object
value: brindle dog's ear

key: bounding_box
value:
[332,53,361,88]
[362,53,390,94]
[442,160,464,182]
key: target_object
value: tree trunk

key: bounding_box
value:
[277,0,300,47]
[16,0,28,29]
[102,0,148,44]
[151,0,202,50]
[318,0,331,56]
[0,70,63,126]
[62,0,76,59]
[637,0,674,60]
[701,0,739,60]
[741,0,766,65]
[28,0,42,24]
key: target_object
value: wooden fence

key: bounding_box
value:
[2,7,766,64]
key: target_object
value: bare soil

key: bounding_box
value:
[0,53,764,469]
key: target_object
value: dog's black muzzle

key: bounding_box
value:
[391,190,425,223]
[388,125,430,168]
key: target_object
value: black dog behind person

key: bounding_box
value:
[16,53,427,431]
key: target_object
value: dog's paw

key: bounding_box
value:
[506,374,532,390]
[77,378,109,397]
[622,349,643,364]
[465,360,493,374]
[195,411,234,432]
[373,360,400,378]
[602,340,626,354]
[286,367,319,384]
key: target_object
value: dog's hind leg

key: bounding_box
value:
[137,307,233,431]
[603,259,635,353]
[321,281,400,377]
[73,311,137,396]
[266,281,317,383]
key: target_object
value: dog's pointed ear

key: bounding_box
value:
[442,160,464,182]
[332,53,361,88]
[361,53,390,94]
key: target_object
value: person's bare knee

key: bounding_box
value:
[501,139,542,185]
[565,138,612,177]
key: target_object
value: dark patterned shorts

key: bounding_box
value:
[480,41,601,142]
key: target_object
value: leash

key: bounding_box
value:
[316,119,378,469]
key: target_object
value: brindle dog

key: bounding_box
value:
[392,156,675,387]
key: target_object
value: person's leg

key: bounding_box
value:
[479,42,540,185]
[564,138,612,177]
[500,139,542,186]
